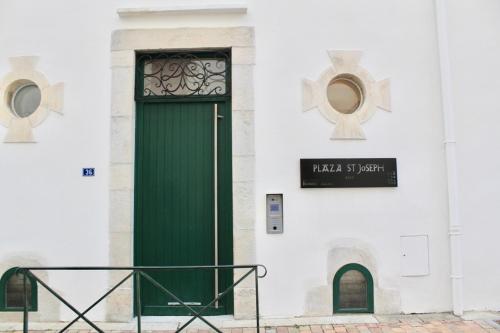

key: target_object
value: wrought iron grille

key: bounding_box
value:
[136,51,231,98]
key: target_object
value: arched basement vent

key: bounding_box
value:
[333,263,373,313]
[0,268,38,312]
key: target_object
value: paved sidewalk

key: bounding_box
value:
[7,320,500,333]
[4,314,500,333]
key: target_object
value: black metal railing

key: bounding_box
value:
[14,265,267,333]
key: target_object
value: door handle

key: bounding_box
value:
[214,103,219,308]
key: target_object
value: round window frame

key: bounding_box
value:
[326,74,365,115]
[0,56,64,143]
[9,82,42,119]
[332,263,374,314]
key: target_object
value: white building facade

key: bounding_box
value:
[0,0,499,323]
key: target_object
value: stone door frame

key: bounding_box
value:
[107,27,256,321]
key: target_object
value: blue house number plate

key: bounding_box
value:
[82,168,95,177]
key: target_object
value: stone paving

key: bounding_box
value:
[4,314,500,333]
[6,320,500,333]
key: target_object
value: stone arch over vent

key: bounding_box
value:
[304,239,400,315]
[0,254,60,322]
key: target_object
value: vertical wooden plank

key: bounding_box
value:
[135,100,233,315]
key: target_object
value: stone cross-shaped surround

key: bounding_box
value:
[0,56,63,142]
[303,51,391,140]
[108,27,256,321]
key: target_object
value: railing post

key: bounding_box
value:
[135,271,142,333]
[254,267,260,333]
[23,271,28,333]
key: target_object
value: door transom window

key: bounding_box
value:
[136,51,231,98]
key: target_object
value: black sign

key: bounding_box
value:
[300,158,397,188]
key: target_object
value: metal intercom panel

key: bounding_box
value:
[266,194,283,234]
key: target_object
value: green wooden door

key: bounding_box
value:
[134,100,233,316]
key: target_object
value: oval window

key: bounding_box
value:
[326,76,363,114]
[10,83,41,118]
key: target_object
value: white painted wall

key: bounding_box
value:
[446,0,500,312]
[253,0,452,316]
[0,0,498,321]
